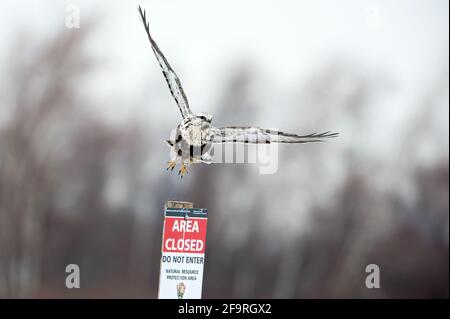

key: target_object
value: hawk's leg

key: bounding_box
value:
[178,161,189,178]
[166,160,177,172]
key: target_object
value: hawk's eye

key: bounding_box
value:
[199,116,206,120]
[178,149,183,156]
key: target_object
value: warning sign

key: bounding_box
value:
[158,203,208,299]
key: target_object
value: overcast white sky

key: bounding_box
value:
[0,0,447,112]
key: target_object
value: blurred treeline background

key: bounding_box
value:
[0,1,448,298]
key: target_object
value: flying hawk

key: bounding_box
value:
[138,6,338,177]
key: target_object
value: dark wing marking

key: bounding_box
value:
[208,127,339,144]
[138,6,193,119]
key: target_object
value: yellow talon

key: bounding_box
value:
[166,160,177,171]
[178,162,188,178]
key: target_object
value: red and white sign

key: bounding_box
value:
[163,217,207,254]
[158,208,208,299]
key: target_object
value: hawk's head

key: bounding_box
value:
[196,112,212,123]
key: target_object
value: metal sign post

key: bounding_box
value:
[158,201,208,299]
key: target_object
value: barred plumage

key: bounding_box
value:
[138,6,338,177]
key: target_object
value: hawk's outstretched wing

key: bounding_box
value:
[209,127,338,144]
[138,6,193,119]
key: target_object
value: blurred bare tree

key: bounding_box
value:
[0,23,97,297]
